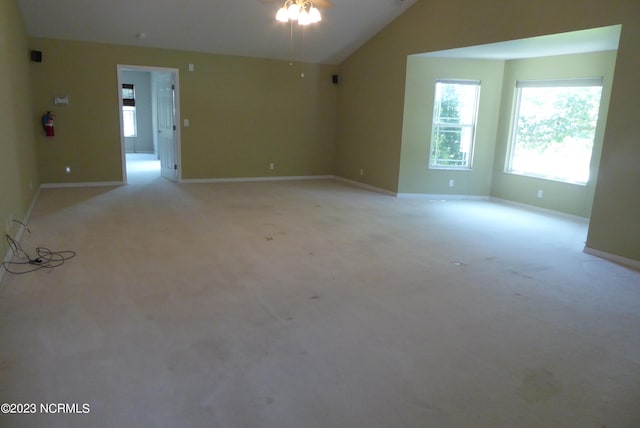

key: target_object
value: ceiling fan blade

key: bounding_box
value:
[312,0,334,8]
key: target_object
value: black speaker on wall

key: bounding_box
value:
[331,74,340,85]
[30,50,42,62]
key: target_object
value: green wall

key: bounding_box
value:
[335,34,407,190]
[398,56,505,195]
[336,0,640,262]
[492,51,617,217]
[0,0,39,261]
[30,39,338,183]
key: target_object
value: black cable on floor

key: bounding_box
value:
[2,220,76,275]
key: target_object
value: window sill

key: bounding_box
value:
[428,166,472,171]
[503,170,588,186]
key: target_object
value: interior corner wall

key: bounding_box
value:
[336,0,640,262]
[398,56,505,195]
[0,0,40,267]
[587,23,640,261]
[334,40,406,193]
[30,38,338,184]
[491,51,618,218]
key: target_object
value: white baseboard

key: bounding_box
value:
[583,247,640,271]
[397,193,490,201]
[490,197,589,223]
[334,177,397,196]
[41,181,123,189]
[1,188,41,285]
[181,175,334,184]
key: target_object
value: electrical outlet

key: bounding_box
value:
[360,169,364,176]
[449,179,455,187]
[537,190,543,198]
[269,163,275,170]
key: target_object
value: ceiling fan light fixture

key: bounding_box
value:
[275,0,323,69]
[275,0,322,25]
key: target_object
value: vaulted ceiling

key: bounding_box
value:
[17,0,417,64]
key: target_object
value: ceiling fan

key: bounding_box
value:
[258,0,334,10]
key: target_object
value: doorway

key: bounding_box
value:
[117,65,181,184]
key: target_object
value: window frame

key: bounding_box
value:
[428,79,481,170]
[505,77,604,185]
[122,83,137,138]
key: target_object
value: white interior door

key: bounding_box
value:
[156,73,178,181]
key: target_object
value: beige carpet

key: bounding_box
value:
[1,175,639,427]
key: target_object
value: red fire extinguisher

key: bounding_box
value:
[42,111,55,137]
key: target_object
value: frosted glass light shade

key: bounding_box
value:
[287,4,300,20]
[298,10,310,25]
[309,7,321,23]
[276,7,289,22]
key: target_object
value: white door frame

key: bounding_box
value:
[116,64,182,184]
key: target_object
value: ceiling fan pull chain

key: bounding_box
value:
[289,21,294,67]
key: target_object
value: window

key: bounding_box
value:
[429,80,480,169]
[506,78,603,185]
[122,83,137,137]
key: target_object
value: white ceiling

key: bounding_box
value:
[17,0,417,65]
[417,25,621,60]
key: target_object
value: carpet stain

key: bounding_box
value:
[508,269,536,280]
[265,236,273,241]
[191,337,232,363]
[517,368,562,403]
[415,399,433,413]
[310,295,320,300]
